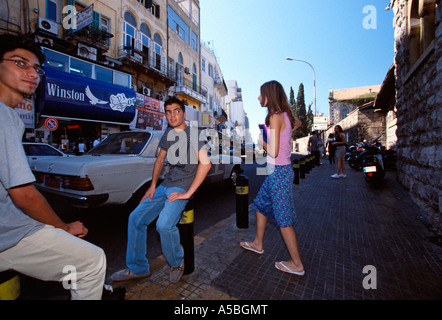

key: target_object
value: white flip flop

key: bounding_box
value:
[240,242,264,255]
[275,261,305,276]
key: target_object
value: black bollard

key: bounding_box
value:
[310,154,315,169]
[0,271,20,300]
[300,157,306,179]
[178,199,194,275]
[293,159,300,184]
[305,155,310,174]
[236,175,249,228]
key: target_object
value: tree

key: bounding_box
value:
[293,83,308,138]
[306,103,313,134]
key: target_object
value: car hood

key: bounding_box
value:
[29,154,154,176]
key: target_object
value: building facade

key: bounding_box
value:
[200,41,227,129]
[0,0,212,149]
[390,0,441,229]
[328,85,381,126]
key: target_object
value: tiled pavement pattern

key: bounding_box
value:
[122,159,442,300]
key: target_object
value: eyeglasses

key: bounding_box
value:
[1,58,45,76]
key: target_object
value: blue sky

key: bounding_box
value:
[200,0,395,141]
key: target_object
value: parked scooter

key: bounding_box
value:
[361,149,385,187]
[345,141,367,165]
[348,136,383,170]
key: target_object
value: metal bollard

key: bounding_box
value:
[305,155,310,174]
[178,198,194,275]
[300,157,306,179]
[236,175,249,229]
[310,154,315,169]
[0,271,20,300]
[293,159,300,184]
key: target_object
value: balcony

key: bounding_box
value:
[68,25,113,51]
[170,77,206,104]
[118,46,176,86]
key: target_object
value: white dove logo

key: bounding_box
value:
[85,86,108,105]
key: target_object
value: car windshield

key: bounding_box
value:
[88,132,151,155]
[23,144,63,156]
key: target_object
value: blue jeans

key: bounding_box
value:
[126,185,188,275]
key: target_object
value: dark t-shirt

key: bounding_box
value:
[159,126,206,191]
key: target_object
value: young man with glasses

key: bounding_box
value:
[111,98,212,283]
[0,33,106,299]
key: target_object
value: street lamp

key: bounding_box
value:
[286,57,316,117]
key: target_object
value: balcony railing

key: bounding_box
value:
[118,46,176,83]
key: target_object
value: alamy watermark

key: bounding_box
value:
[363,5,377,30]
[62,265,77,290]
[362,265,377,290]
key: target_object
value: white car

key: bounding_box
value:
[23,142,71,168]
[30,130,242,208]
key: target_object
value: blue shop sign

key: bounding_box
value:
[38,68,136,124]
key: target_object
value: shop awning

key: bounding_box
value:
[38,68,136,124]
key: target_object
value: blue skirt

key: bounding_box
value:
[252,164,296,227]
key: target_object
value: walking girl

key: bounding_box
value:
[240,80,304,275]
[330,125,347,178]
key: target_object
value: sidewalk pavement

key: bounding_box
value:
[117,158,442,300]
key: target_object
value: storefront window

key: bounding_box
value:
[95,65,113,84]
[70,58,92,78]
[114,71,131,88]
[42,48,132,88]
[44,49,69,72]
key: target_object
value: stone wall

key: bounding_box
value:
[392,0,441,229]
[323,106,387,147]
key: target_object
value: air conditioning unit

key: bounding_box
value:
[184,67,191,74]
[78,43,97,61]
[38,17,59,36]
[142,87,151,96]
[35,36,53,47]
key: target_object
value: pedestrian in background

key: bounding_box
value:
[326,133,336,164]
[308,130,321,165]
[240,80,304,276]
[331,125,347,178]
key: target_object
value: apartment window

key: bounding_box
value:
[153,33,163,71]
[201,58,206,72]
[149,3,161,18]
[192,32,198,52]
[101,16,111,45]
[208,63,214,78]
[47,0,61,22]
[192,64,197,91]
[124,11,138,52]
[168,6,190,44]
[176,53,184,86]
[140,23,151,57]
[407,0,436,67]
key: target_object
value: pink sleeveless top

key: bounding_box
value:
[265,112,292,165]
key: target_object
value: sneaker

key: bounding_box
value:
[169,260,184,283]
[110,268,150,282]
[339,174,347,178]
[331,174,340,179]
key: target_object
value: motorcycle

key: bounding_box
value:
[348,136,384,170]
[361,148,385,187]
[345,141,367,165]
